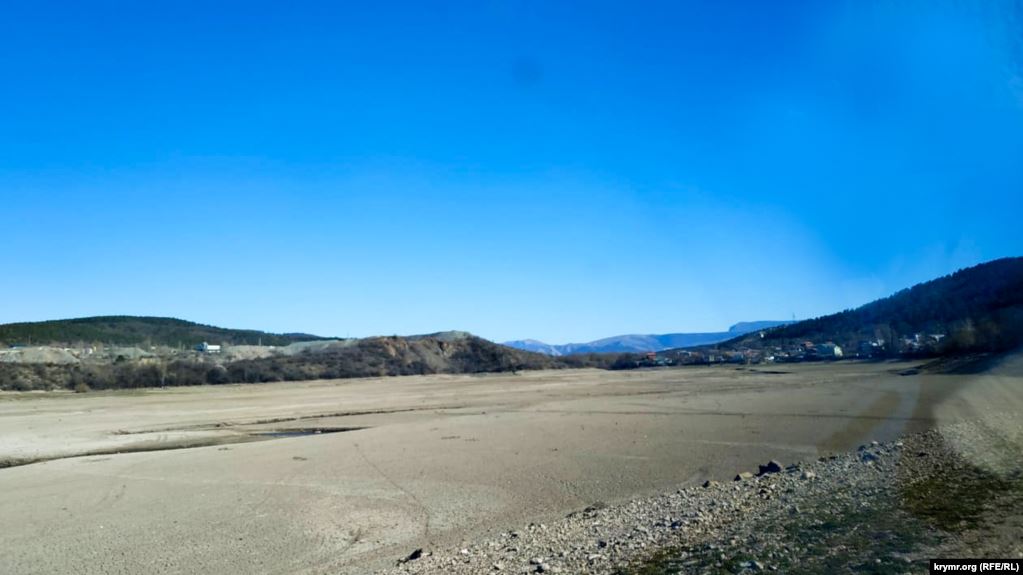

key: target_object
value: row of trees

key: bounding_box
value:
[0,316,320,348]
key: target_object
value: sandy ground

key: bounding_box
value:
[0,359,1015,574]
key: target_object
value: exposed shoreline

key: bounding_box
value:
[1,361,1019,575]
[383,416,1023,574]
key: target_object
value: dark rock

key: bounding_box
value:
[398,548,423,564]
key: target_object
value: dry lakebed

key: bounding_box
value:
[2,357,1021,574]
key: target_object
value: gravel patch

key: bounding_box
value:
[0,346,81,364]
[381,415,1023,575]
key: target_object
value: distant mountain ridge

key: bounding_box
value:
[0,316,327,348]
[503,321,793,356]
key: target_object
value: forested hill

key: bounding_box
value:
[0,316,325,347]
[729,257,1023,353]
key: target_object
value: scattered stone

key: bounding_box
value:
[378,417,1021,575]
[398,548,423,564]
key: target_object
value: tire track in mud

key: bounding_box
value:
[352,441,434,546]
[503,407,934,422]
[816,390,903,453]
[114,405,469,435]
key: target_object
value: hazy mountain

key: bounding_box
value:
[503,321,793,356]
[501,339,566,356]
[728,321,794,334]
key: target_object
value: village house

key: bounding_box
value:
[195,342,221,354]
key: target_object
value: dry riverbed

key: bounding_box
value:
[385,417,1023,575]
[1,357,1020,574]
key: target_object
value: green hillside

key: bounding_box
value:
[0,316,325,348]
[725,257,1023,354]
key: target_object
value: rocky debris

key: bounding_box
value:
[383,415,1023,575]
[566,501,607,519]
[860,450,880,463]
[396,548,423,565]
[734,471,755,481]
[757,460,783,476]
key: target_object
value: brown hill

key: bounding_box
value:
[0,332,614,391]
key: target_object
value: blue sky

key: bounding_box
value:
[2,1,1022,343]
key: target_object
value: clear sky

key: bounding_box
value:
[2,1,1021,343]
